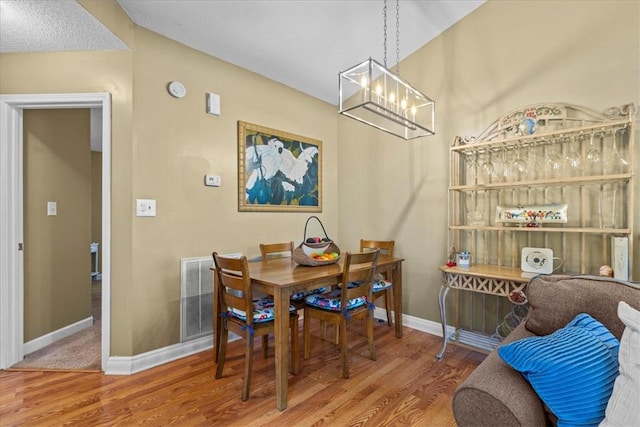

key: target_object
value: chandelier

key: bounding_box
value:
[338,0,435,140]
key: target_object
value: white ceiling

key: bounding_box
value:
[0,0,485,105]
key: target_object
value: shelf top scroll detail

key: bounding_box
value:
[454,103,636,151]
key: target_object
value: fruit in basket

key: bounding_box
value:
[311,252,337,261]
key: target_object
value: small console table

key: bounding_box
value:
[435,264,530,360]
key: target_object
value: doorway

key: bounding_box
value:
[0,93,111,371]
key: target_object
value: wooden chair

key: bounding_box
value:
[260,241,327,311]
[212,252,299,401]
[259,241,295,261]
[303,250,380,378]
[360,239,395,327]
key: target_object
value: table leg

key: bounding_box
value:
[274,287,289,411]
[392,262,403,338]
[213,271,221,363]
[436,283,451,360]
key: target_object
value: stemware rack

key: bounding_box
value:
[448,103,636,274]
[437,103,636,357]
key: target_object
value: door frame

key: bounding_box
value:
[0,93,111,371]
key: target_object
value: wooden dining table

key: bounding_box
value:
[212,253,404,411]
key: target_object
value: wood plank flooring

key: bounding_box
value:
[0,320,485,426]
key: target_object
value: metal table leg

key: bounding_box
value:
[436,283,451,360]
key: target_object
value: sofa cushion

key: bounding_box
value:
[498,313,619,427]
[600,301,640,427]
[525,274,640,339]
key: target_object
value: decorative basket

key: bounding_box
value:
[293,216,341,266]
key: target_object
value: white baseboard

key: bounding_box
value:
[23,316,94,355]
[104,310,451,376]
[105,335,214,375]
[373,307,454,338]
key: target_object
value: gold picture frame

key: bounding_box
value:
[238,121,322,212]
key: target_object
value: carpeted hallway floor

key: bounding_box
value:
[10,281,102,371]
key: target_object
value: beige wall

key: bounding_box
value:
[23,109,92,341]
[338,0,640,324]
[127,27,338,354]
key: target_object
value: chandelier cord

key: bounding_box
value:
[395,0,400,75]
[383,0,388,68]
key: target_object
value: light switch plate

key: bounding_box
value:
[136,199,156,217]
[47,201,57,216]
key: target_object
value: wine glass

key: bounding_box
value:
[498,149,512,182]
[585,132,602,174]
[604,128,629,174]
[466,152,480,183]
[511,145,527,179]
[563,135,581,175]
[544,143,562,178]
[479,152,496,184]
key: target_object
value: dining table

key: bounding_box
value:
[212,253,404,411]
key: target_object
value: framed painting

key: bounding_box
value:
[238,121,322,212]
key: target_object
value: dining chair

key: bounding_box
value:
[360,239,395,327]
[212,252,299,401]
[303,250,380,379]
[259,241,295,261]
[259,241,327,310]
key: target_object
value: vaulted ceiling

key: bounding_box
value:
[0,0,485,105]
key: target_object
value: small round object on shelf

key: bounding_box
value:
[599,265,613,277]
[517,117,537,135]
[167,81,187,98]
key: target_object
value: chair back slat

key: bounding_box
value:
[360,239,394,257]
[260,241,295,260]
[212,252,254,324]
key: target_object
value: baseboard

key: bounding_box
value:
[373,306,454,338]
[23,316,94,355]
[105,335,214,375]
[104,311,451,376]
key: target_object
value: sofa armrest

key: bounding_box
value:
[452,324,549,427]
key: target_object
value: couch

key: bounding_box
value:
[452,274,640,427]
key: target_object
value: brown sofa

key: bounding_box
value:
[452,274,640,427]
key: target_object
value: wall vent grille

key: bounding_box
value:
[180,256,213,342]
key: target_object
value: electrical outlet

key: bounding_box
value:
[205,175,221,187]
[136,199,156,217]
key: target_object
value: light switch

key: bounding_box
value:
[47,201,57,216]
[136,199,156,217]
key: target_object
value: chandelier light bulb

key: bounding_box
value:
[389,92,396,103]
[360,76,368,88]
[376,83,383,95]
[400,98,407,110]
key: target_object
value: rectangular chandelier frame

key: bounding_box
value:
[339,57,435,140]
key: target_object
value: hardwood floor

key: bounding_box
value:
[0,320,485,426]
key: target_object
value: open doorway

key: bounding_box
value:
[0,93,111,371]
[8,108,102,371]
